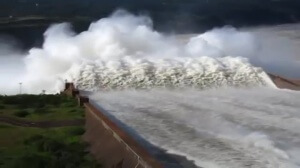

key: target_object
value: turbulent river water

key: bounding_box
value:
[89,88,300,168]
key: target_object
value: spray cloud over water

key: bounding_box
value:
[2,10,300,94]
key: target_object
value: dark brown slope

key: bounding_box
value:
[268,73,300,91]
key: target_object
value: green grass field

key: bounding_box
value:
[0,94,100,168]
[0,94,84,121]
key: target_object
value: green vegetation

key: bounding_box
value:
[0,125,100,168]
[0,94,100,168]
[0,94,84,121]
[13,110,30,118]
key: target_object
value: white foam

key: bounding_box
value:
[65,56,268,91]
[18,10,272,93]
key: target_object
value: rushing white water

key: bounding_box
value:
[89,88,300,168]
[1,10,300,95]
[22,10,270,93]
[69,57,271,91]
[2,10,292,94]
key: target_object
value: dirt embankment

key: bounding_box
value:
[268,73,300,90]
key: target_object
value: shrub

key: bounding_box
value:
[14,110,29,118]
[41,95,62,106]
[33,108,50,115]
[24,135,45,145]
[36,103,46,108]
[42,139,65,153]
[17,103,28,109]
[63,101,77,107]
[24,135,64,153]
[2,96,19,105]
[68,127,85,136]
[23,135,101,168]
[68,108,77,113]
[2,95,64,107]
[11,152,49,168]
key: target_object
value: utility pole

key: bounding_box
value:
[19,82,22,94]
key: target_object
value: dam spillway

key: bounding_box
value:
[65,74,300,168]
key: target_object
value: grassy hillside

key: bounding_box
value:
[0,94,83,120]
[0,94,100,168]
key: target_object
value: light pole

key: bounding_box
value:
[19,82,22,94]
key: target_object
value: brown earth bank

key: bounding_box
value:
[268,73,300,90]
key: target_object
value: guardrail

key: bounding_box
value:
[63,83,163,168]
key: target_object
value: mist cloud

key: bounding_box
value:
[0,10,300,94]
